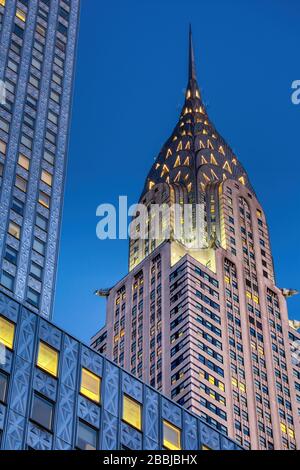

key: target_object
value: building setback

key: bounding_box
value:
[91,30,300,450]
[0,0,80,319]
[0,290,242,450]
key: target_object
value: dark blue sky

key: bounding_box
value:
[54,0,300,343]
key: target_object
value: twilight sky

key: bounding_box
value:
[54,0,300,343]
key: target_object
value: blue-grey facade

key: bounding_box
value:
[0,290,242,450]
[0,0,80,319]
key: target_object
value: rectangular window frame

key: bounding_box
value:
[30,392,54,432]
[122,394,142,431]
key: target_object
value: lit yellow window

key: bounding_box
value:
[122,395,142,430]
[224,275,230,284]
[80,368,100,403]
[18,154,30,170]
[16,8,26,22]
[208,375,214,385]
[37,341,59,377]
[253,295,259,304]
[202,445,212,450]
[239,383,246,393]
[0,316,15,349]
[258,346,264,356]
[166,148,172,158]
[246,291,252,299]
[288,428,295,439]
[280,423,287,434]
[160,164,169,178]
[219,381,225,392]
[41,170,52,187]
[0,0,6,7]
[8,221,20,239]
[231,377,238,387]
[163,420,181,450]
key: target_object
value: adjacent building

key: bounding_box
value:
[0,0,80,320]
[0,289,242,450]
[92,30,300,449]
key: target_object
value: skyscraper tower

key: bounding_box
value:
[92,29,300,449]
[0,0,80,319]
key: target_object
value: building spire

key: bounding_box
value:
[186,25,201,100]
[140,27,254,204]
[188,24,197,81]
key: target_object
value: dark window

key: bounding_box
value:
[30,262,42,280]
[7,57,19,75]
[76,421,97,450]
[56,38,66,52]
[26,95,37,110]
[11,198,24,216]
[4,246,18,264]
[33,238,45,256]
[44,150,54,165]
[45,129,56,145]
[31,394,53,431]
[58,22,68,36]
[36,214,48,231]
[59,6,69,21]
[27,288,40,308]
[0,372,8,404]
[13,24,24,39]
[23,113,35,129]
[0,271,14,291]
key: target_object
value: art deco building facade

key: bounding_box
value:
[0,289,242,451]
[0,0,80,319]
[92,31,300,450]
